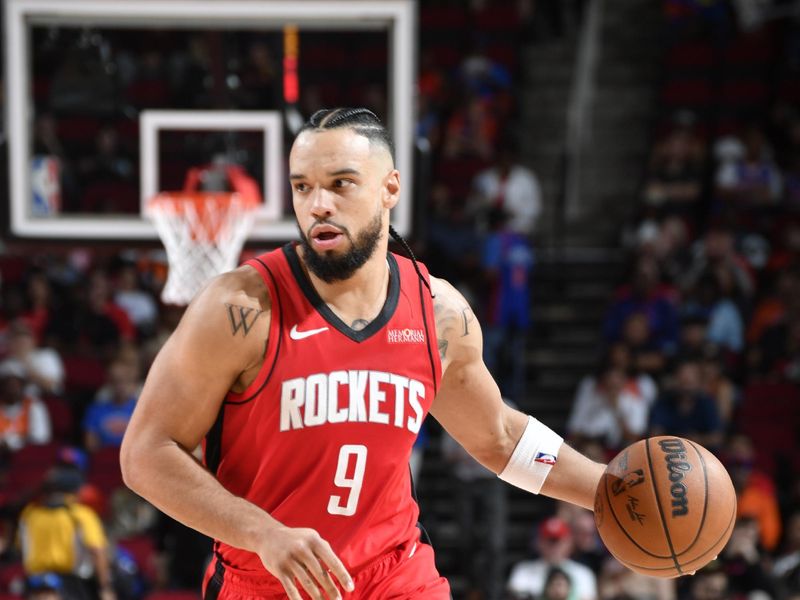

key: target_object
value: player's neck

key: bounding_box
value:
[301,243,391,325]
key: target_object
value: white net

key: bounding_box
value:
[147,193,257,305]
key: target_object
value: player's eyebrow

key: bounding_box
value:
[329,168,361,177]
[289,168,361,180]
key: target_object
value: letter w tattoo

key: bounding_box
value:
[225,304,263,337]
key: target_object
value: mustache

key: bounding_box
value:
[305,220,351,240]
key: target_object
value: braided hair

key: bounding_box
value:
[299,108,395,160]
[299,108,431,295]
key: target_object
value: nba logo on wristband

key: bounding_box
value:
[534,452,557,465]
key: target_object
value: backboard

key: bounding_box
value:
[4,0,416,241]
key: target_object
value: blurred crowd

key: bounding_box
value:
[1,1,799,600]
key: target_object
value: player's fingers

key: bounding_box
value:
[290,560,324,600]
[278,574,304,600]
[313,539,354,592]
[303,554,341,600]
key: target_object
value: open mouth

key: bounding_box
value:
[315,231,340,241]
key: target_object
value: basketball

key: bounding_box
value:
[593,436,736,578]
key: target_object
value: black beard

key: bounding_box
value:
[299,212,383,283]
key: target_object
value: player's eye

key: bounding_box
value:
[333,179,353,189]
[293,182,309,192]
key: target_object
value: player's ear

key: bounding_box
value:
[382,169,400,209]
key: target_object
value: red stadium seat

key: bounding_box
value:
[0,562,24,596]
[87,446,124,497]
[736,383,800,477]
[117,535,159,585]
[661,77,713,107]
[665,42,715,70]
[420,6,468,30]
[42,396,74,442]
[720,79,769,108]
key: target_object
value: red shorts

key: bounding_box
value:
[203,537,450,599]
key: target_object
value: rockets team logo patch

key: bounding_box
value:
[387,328,425,344]
[534,452,557,465]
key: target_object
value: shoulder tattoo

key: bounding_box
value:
[434,296,474,361]
[225,303,263,337]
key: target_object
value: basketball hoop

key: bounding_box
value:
[148,173,259,305]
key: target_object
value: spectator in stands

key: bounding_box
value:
[698,346,737,431]
[540,567,572,600]
[87,270,136,345]
[443,94,499,160]
[78,126,134,185]
[507,516,598,600]
[49,48,115,114]
[605,342,659,406]
[480,207,535,401]
[682,271,744,355]
[603,257,680,360]
[18,466,115,600]
[566,360,653,451]
[4,319,64,397]
[648,358,723,449]
[680,226,755,302]
[441,421,507,600]
[20,269,55,344]
[725,433,782,552]
[620,312,668,375]
[750,304,800,381]
[169,35,213,109]
[470,140,542,236]
[721,516,777,598]
[112,263,158,338]
[564,510,606,576]
[236,40,280,110]
[47,270,134,360]
[597,556,676,600]
[642,126,704,220]
[635,216,692,286]
[774,510,800,596]
[676,311,710,359]
[0,359,52,457]
[25,572,66,600]
[716,124,782,210]
[126,49,171,109]
[747,268,800,345]
[784,154,800,211]
[688,562,729,600]
[83,357,140,451]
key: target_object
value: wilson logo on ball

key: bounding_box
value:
[659,438,692,517]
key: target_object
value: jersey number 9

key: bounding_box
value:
[327,445,368,516]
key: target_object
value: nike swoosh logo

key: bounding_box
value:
[289,324,329,340]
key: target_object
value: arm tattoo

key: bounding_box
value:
[351,319,370,331]
[461,306,475,337]
[225,303,263,337]
[434,297,470,361]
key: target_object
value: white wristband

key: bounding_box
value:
[498,416,564,494]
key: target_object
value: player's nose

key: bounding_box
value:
[309,186,336,218]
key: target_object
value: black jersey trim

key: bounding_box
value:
[418,272,439,394]
[282,243,400,343]
[204,553,225,600]
[224,257,282,406]
[205,406,225,476]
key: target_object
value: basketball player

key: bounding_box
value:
[120,108,606,599]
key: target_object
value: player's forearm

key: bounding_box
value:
[539,443,605,511]
[120,437,276,553]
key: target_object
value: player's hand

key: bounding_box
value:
[256,526,354,600]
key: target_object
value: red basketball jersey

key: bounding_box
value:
[204,244,441,588]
